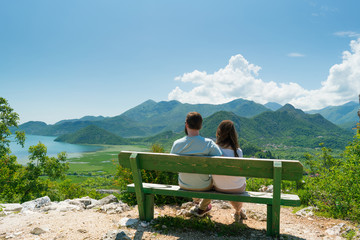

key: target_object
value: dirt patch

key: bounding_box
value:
[0,202,358,239]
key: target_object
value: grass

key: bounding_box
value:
[264,145,343,159]
[152,215,248,237]
[343,230,357,240]
[66,144,148,176]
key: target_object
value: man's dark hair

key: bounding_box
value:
[185,112,203,130]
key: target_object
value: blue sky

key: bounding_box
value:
[1,0,360,124]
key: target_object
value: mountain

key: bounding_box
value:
[120,98,271,133]
[307,101,359,130]
[265,102,282,111]
[16,98,355,149]
[55,125,129,145]
[17,115,152,137]
[17,98,271,138]
[50,102,353,150]
[55,116,108,125]
[13,121,49,135]
[201,104,353,149]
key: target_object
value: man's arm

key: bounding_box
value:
[208,141,223,156]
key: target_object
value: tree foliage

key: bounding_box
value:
[0,97,69,203]
[302,126,360,221]
[115,143,187,205]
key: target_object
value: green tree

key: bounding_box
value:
[115,143,186,205]
[0,97,69,202]
[0,97,25,201]
[303,126,360,221]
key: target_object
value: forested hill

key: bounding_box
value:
[120,98,269,127]
[15,98,271,138]
[201,104,353,149]
[307,101,359,130]
[56,103,353,150]
[14,99,355,149]
[55,125,129,145]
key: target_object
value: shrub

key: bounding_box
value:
[115,144,190,205]
[302,128,360,222]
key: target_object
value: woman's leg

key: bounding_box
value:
[214,183,247,220]
[180,181,213,211]
[199,199,211,210]
[230,201,243,214]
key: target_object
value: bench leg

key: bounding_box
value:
[266,204,273,236]
[266,204,280,237]
[272,203,280,236]
[144,194,154,221]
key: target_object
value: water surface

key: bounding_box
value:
[9,134,103,165]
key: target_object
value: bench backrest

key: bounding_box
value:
[118,151,303,181]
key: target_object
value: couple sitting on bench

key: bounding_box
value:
[170,112,247,222]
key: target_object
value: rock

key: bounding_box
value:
[77,196,94,207]
[64,199,86,209]
[295,206,318,217]
[118,217,139,227]
[211,200,232,209]
[0,203,23,216]
[87,195,117,209]
[176,209,192,217]
[99,194,119,205]
[77,229,87,233]
[180,202,196,209]
[247,210,267,221]
[21,196,51,212]
[30,227,48,235]
[41,201,82,212]
[96,189,121,194]
[98,202,130,214]
[1,203,23,212]
[140,221,149,228]
[102,230,132,240]
[259,185,273,193]
[325,223,349,236]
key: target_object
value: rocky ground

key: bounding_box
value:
[0,195,359,240]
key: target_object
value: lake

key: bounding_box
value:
[9,134,103,165]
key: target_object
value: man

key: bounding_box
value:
[170,112,222,217]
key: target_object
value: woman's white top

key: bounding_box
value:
[212,148,246,190]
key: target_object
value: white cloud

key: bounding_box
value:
[334,31,360,38]
[288,52,305,57]
[168,38,360,110]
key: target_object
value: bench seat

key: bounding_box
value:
[127,183,301,206]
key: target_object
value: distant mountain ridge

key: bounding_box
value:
[16,98,272,138]
[201,104,352,149]
[120,98,271,132]
[265,102,282,111]
[14,98,356,149]
[307,101,359,130]
[53,103,352,149]
[55,116,108,125]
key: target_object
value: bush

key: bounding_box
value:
[115,144,190,205]
[302,129,360,222]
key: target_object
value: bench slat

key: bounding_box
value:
[119,151,303,181]
[126,183,301,206]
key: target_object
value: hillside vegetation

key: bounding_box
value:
[55,125,128,145]
[16,99,353,152]
[307,101,359,131]
[201,104,352,149]
[15,98,271,138]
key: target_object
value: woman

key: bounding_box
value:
[212,120,247,221]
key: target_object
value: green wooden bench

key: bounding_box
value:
[118,151,303,237]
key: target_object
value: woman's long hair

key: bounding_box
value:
[216,120,240,157]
